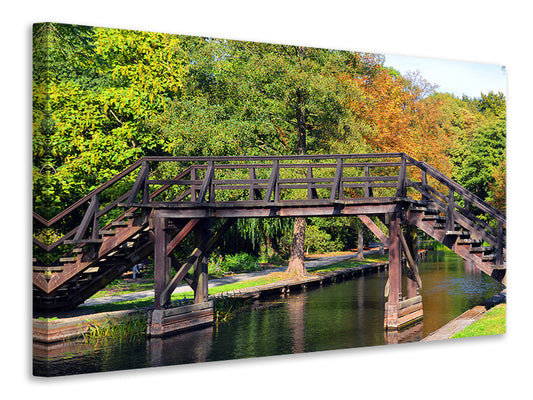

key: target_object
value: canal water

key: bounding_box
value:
[33,247,504,377]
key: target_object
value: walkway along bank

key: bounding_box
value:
[33,153,506,337]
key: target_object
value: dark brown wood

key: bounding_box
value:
[33,152,506,313]
[196,161,215,204]
[154,215,171,310]
[445,187,455,232]
[307,166,319,200]
[400,225,422,294]
[388,212,402,304]
[73,195,99,241]
[166,219,201,256]
[264,160,279,203]
[193,220,210,304]
[127,161,149,204]
[364,166,373,198]
[159,218,236,305]
[395,156,406,197]
[330,158,344,200]
[358,215,389,246]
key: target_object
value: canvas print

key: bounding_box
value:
[32,22,506,377]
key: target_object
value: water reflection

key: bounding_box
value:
[33,249,504,376]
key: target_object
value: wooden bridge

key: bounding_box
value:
[33,153,506,333]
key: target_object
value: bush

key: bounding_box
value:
[208,252,261,277]
[305,225,342,254]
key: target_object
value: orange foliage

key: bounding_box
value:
[347,69,453,175]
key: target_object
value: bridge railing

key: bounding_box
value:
[33,153,506,266]
[126,153,410,206]
[403,154,506,263]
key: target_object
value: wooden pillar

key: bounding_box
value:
[153,214,171,310]
[405,224,419,299]
[385,212,402,329]
[193,219,211,304]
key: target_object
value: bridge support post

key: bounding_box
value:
[193,219,211,304]
[153,214,171,311]
[384,212,401,329]
[405,224,419,299]
[384,214,423,330]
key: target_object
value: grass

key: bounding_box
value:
[81,313,147,343]
[79,253,388,314]
[452,304,506,339]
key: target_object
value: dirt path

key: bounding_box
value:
[82,249,382,307]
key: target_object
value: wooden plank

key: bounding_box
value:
[196,161,214,204]
[72,195,99,241]
[395,156,406,197]
[388,213,401,304]
[154,216,171,309]
[166,219,201,256]
[329,158,344,200]
[126,161,148,204]
[398,228,422,288]
[264,160,279,203]
[358,215,388,246]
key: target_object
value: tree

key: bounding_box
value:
[33,24,190,215]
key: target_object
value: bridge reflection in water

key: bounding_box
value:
[33,249,503,376]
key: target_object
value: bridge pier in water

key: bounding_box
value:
[384,212,423,330]
[148,214,218,337]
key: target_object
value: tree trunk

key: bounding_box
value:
[287,46,307,276]
[287,216,307,276]
[286,46,308,277]
[356,223,364,260]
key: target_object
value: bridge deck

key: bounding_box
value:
[32,153,506,314]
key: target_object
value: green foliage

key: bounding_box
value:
[33,24,506,266]
[208,252,261,277]
[304,224,342,254]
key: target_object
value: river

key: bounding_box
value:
[33,247,504,376]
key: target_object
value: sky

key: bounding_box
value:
[383,54,507,99]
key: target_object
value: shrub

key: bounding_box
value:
[305,225,342,254]
[208,252,261,277]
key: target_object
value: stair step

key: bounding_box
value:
[33,266,64,272]
[72,248,84,253]
[470,246,495,253]
[482,254,496,261]
[111,221,129,227]
[99,230,116,236]
[445,230,470,236]
[64,239,104,244]
[492,264,506,270]
[59,257,78,263]
[422,215,445,221]
[457,238,483,245]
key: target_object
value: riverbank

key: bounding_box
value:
[422,289,506,341]
[33,250,392,343]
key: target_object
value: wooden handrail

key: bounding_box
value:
[402,153,506,224]
[33,153,506,258]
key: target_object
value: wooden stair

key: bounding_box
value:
[406,202,506,284]
[32,212,155,313]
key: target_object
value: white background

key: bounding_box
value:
[2,1,531,398]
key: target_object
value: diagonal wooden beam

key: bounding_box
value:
[264,160,279,203]
[73,195,99,241]
[358,215,389,246]
[196,161,214,203]
[329,158,343,200]
[159,218,236,306]
[166,219,201,256]
[398,228,422,288]
[126,161,149,204]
